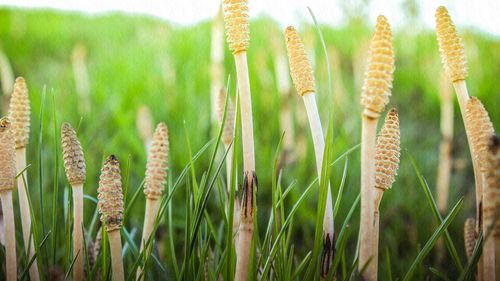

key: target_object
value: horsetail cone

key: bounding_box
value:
[144,123,169,200]
[284,26,315,96]
[61,123,86,186]
[360,16,394,118]
[484,135,500,235]
[375,109,400,190]
[465,97,494,172]
[464,217,476,259]
[0,118,16,191]
[217,89,236,146]
[223,0,249,54]
[435,6,468,82]
[98,155,124,232]
[8,77,30,149]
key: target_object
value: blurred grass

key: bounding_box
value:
[0,7,498,279]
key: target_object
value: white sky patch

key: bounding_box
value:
[0,0,499,36]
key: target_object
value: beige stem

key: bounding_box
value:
[452,80,485,281]
[210,8,224,123]
[137,198,161,280]
[72,184,84,281]
[303,93,334,236]
[359,116,378,281]
[233,51,256,281]
[235,219,252,281]
[16,148,40,281]
[234,52,255,173]
[436,140,453,212]
[436,75,453,213]
[108,230,125,281]
[1,190,16,281]
[372,188,385,280]
[452,81,481,218]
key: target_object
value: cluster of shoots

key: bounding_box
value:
[0,3,497,281]
[436,6,498,280]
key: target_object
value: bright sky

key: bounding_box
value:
[1,0,499,36]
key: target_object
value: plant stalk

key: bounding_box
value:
[108,230,125,281]
[372,187,385,280]
[72,184,84,281]
[302,93,335,278]
[360,116,378,281]
[1,190,16,281]
[233,51,256,281]
[137,198,161,280]
[452,80,485,280]
[436,74,453,213]
[16,147,40,281]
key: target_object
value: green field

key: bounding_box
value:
[0,6,498,280]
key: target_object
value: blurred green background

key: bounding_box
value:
[0,5,498,280]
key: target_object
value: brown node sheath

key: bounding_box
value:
[8,77,30,149]
[360,16,394,118]
[61,122,86,185]
[320,233,335,279]
[240,171,257,223]
[284,26,316,96]
[144,123,169,200]
[98,155,124,232]
[223,0,249,54]
[435,6,468,82]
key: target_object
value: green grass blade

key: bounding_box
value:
[407,151,464,272]
[402,198,463,281]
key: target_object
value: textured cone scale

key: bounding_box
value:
[465,97,494,172]
[284,26,315,96]
[144,123,169,200]
[98,155,124,231]
[360,16,394,118]
[0,118,16,191]
[217,89,236,146]
[375,109,400,190]
[8,77,30,149]
[464,217,476,259]
[484,135,500,237]
[61,123,86,186]
[435,6,468,82]
[223,0,249,54]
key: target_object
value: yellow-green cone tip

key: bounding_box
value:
[144,123,169,200]
[61,122,86,186]
[98,155,124,232]
[361,16,395,118]
[435,6,468,82]
[8,77,30,149]
[223,0,249,54]
[284,26,316,96]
